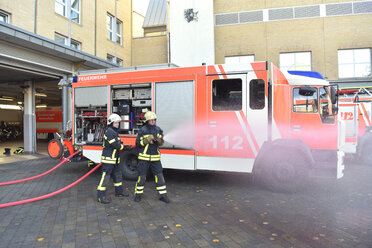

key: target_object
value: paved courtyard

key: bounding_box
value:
[0,153,371,248]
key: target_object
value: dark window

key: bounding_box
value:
[212,78,242,111]
[319,87,336,124]
[249,79,265,109]
[293,87,318,113]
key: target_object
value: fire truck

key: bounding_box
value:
[36,109,62,140]
[48,62,345,192]
[338,87,372,163]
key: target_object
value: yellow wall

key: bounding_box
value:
[0,0,132,66]
[132,35,167,66]
[133,11,144,38]
[214,0,372,80]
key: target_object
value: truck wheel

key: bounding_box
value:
[361,142,372,165]
[260,151,310,193]
[47,139,64,160]
[120,150,139,181]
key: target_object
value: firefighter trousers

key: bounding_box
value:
[97,162,123,199]
[134,160,167,198]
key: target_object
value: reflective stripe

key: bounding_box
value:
[156,186,166,190]
[97,186,106,190]
[136,186,144,190]
[137,176,141,183]
[108,138,116,144]
[114,182,122,187]
[143,144,149,155]
[158,190,167,194]
[101,159,116,164]
[155,175,158,183]
[97,172,106,190]
[101,156,120,164]
[112,149,117,159]
[138,156,161,161]
[136,190,143,194]
[120,144,124,150]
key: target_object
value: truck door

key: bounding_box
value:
[204,73,256,159]
[290,86,338,149]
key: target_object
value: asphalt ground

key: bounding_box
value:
[0,155,371,248]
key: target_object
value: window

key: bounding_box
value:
[55,0,80,23]
[293,87,318,113]
[107,13,123,44]
[280,52,311,71]
[0,10,10,23]
[338,48,371,78]
[249,79,265,109]
[319,87,335,124]
[54,33,81,50]
[212,79,242,111]
[225,55,254,64]
[107,54,123,66]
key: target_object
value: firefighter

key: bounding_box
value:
[97,113,129,204]
[134,111,170,203]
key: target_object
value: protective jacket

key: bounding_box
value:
[136,124,164,161]
[101,125,124,164]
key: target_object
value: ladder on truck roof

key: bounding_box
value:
[338,87,372,102]
[77,63,179,76]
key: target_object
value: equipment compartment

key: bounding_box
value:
[111,84,152,135]
[74,107,107,145]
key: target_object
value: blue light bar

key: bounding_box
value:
[287,70,325,80]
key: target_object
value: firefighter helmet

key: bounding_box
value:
[107,113,121,125]
[144,111,157,122]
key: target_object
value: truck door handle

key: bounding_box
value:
[292,125,301,130]
[208,121,217,126]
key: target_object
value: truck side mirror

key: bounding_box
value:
[330,86,337,105]
[299,86,316,96]
[332,105,338,115]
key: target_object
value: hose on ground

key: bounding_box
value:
[0,150,81,186]
[0,163,102,208]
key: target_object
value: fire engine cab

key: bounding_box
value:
[48,62,345,192]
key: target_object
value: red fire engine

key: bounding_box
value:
[48,62,345,192]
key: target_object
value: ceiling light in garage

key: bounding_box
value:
[0,97,13,101]
[35,93,47,97]
[36,104,47,108]
[0,104,22,110]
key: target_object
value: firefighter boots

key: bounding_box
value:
[134,194,142,202]
[159,195,170,203]
[97,190,110,204]
[97,196,110,204]
[3,148,10,155]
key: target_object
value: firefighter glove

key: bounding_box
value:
[143,135,154,145]
[157,138,164,146]
[157,133,164,146]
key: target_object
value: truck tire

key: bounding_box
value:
[361,141,372,165]
[120,149,139,181]
[258,150,310,193]
[47,139,64,160]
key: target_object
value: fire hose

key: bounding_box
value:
[0,162,102,208]
[0,150,81,186]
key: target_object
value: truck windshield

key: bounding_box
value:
[319,86,336,124]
